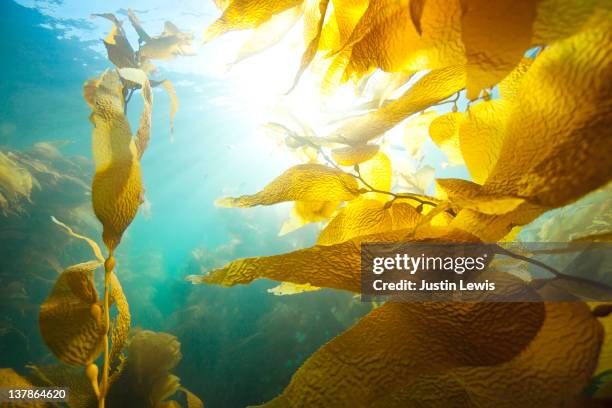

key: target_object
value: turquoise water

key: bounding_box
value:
[0,1,375,406]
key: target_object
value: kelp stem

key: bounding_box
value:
[98,253,115,408]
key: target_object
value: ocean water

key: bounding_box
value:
[0,1,375,406]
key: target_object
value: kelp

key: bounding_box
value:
[198,0,612,406]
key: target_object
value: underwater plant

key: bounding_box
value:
[189,0,612,406]
[18,9,203,408]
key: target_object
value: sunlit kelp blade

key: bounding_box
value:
[88,70,143,250]
[330,66,466,145]
[204,0,303,42]
[39,261,106,366]
[192,226,478,293]
[258,287,549,407]
[216,164,359,207]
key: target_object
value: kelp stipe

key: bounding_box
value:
[32,9,203,408]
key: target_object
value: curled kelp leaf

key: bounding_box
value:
[216,164,359,207]
[287,0,330,92]
[331,144,379,166]
[234,5,303,64]
[39,261,106,366]
[370,302,603,408]
[204,0,302,42]
[279,200,338,236]
[118,68,153,159]
[452,11,612,241]
[330,66,466,145]
[0,368,46,407]
[259,283,547,407]
[92,14,138,69]
[461,0,536,99]
[436,178,525,215]
[151,79,179,140]
[51,216,104,262]
[88,70,143,250]
[190,226,477,293]
[128,9,195,61]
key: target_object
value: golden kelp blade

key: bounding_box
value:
[436,178,525,215]
[109,273,130,366]
[268,281,319,296]
[461,0,536,100]
[191,226,477,293]
[257,287,546,407]
[371,302,603,407]
[428,111,465,165]
[39,261,106,366]
[343,0,465,77]
[92,14,138,69]
[151,79,180,139]
[233,5,303,64]
[0,368,46,407]
[279,200,338,236]
[331,144,379,166]
[317,198,393,245]
[287,0,329,92]
[330,65,465,145]
[357,152,391,202]
[118,68,153,159]
[215,164,359,207]
[452,13,612,241]
[89,70,143,250]
[203,0,303,42]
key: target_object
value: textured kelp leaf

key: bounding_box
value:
[317,199,392,245]
[258,286,546,407]
[403,110,437,158]
[204,0,302,42]
[181,387,205,408]
[428,111,465,165]
[458,99,508,184]
[93,14,137,69]
[279,200,338,236]
[372,302,602,407]
[482,12,612,208]
[0,368,46,408]
[288,0,330,92]
[436,178,525,215]
[109,273,130,366]
[497,57,533,100]
[461,0,536,99]
[268,282,319,296]
[216,164,358,207]
[152,79,180,139]
[28,364,97,408]
[450,17,612,242]
[190,226,477,293]
[233,5,303,64]
[89,70,143,250]
[118,68,153,159]
[409,0,426,35]
[331,144,379,166]
[357,152,391,201]
[127,330,183,381]
[340,0,465,78]
[83,78,99,109]
[151,374,181,406]
[39,261,106,366]
[532,0,600,44]
[129,9,195,61]
[330,65,466,144]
